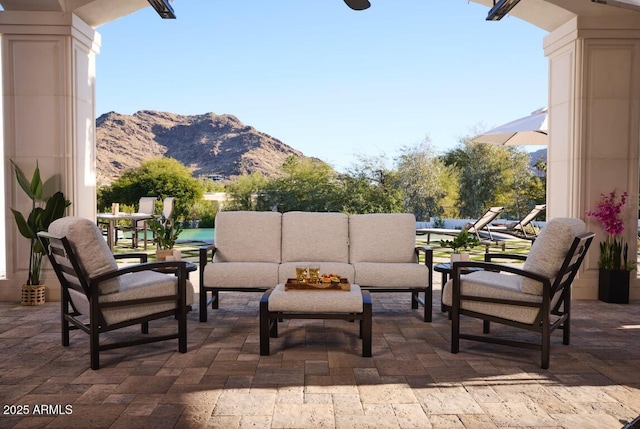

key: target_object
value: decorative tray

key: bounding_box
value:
[285,278,351,291]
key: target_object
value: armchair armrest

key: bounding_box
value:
[198,244,217,269]
[415,245,433,267]
[114,253,148,263]
[484,253,527,262]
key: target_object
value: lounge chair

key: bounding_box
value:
[416,206,505,248]
[494,204,546,240]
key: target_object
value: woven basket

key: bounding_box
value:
[21,284,45,306]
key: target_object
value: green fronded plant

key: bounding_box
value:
[439,230,480,254]
[148,215,183,250]
[10,160,71,285]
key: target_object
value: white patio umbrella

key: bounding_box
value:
[472,107,548,146]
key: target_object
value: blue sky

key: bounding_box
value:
[96,0,548,171]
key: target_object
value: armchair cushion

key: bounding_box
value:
[213,211,282,263]
[442,271,542,324]
[349,213,417,263]
[521,218,586,295]
[48,216,120,295]
[69,271,194,325]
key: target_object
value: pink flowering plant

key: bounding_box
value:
[585,190,635,271]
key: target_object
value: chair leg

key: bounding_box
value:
[141,322,149,334]
[212,290,219,309]
[61,300,70,347]
[199,289,208,322]
[451,308,460,354]
[90,322,100,370]
[483,320,490,334]
[541,321,550,369]
[178,309,187,354]
[411,291,419,309]
[424,288,432,322]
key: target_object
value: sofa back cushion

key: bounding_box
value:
[521,217,586,295]
[48,216,121,295]
[281,211,349,263]
[349,213,417,263]
[213,211,282,263]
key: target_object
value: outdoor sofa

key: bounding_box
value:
[199,211,433,322]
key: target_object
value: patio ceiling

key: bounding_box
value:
[1,0,639,31]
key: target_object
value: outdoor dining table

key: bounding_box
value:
[96,212,154,251]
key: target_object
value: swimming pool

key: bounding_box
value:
[176,228,215,243]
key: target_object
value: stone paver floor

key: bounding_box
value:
[0,285,639,428]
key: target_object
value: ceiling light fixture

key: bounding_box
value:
[486,0,521,20]
[147,0,176,19]
[344,0,371,11]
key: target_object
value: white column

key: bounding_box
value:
[544,16,640,300]
[0,12,101,301]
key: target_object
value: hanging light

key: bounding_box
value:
[344,0,371,11]
[147,0,176,19]
[486,0,521,20]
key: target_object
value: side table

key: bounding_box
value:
[153,261,197,279]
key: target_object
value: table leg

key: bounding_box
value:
[440,272,449,312]
[107,220,115,251]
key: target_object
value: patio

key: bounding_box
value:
[1,268,638,428]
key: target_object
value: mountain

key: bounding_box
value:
[96,110,306,185]
[529,148,547,171]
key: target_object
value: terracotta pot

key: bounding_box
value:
[156,249,174,261]
[450,253,470,263]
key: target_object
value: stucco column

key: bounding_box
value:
[0,12,100,301]
[544,16,640,300]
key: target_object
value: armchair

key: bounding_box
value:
[38,217,194,370]
[442,217,594,369]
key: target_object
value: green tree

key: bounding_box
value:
[441,134,544,220]
[395,139,456,221]
[225,172,268,211]
[98,158,202,220]
[260,157,341,212]
[338,154,404,214]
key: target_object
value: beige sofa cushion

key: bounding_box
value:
[521,218,586,295]
[282,211,349,263]
[213,211,282,263]
[353,262,427,288]
[278,262,354,284]
[349,213,417,263]
[48,217,121,295]
[69,271,194,326]
[442,271,541,324]
[204,262,279,288]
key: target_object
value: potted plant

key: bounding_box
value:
[439,230,480,263]
[586,190,635,303]
[10,160,71,305]
[148,215,183,261]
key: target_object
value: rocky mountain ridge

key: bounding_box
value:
[96,110,305,185]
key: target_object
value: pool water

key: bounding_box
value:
[176,228,215,243]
